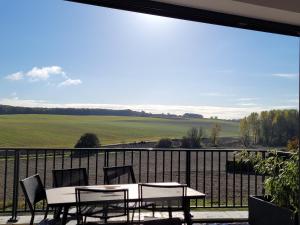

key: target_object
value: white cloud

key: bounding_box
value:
[26,66,65,81]
[0,97,298,119]
[4,66,81,88]
[58,78,82,87]
[272,73,298,79]
[5,72,23,81]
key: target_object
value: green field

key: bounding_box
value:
[0,114,239,147]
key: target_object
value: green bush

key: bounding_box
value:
[156,138,173,148]
[74,133,100,148]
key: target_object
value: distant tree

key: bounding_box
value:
[210,123,221,146]
[156,138,173,148]
[188,127,205,148]
[248,112,260,144]
[240,117,251,147]
[181,127,205,148]
[183,113,204,119]
[240,109,299,147]
[181,136,191,148]
[74,133,100,148]
[260,111,272,145]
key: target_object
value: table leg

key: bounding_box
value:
[61,206,69,225]
[183,199,192,225]
[53,206,62,220]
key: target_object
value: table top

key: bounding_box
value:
[46,182,205,206]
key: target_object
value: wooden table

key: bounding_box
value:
[46,182,205,225]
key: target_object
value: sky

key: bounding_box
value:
[0,0,299,119]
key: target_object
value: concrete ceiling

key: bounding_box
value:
[155,0,300,26]
[67,0,300,36]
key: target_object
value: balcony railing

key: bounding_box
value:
[0,148,266,221]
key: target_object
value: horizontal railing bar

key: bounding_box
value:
[0,147,269,152]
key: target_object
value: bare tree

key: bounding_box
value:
[210,123,221,146]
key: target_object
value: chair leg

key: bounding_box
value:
[131,209,135,223]
[44,206,49,219]
[152,204,155,217]
[54,206,62,220]
[30,213,35,225]
[168,209,172,218]
[138,206,141,224]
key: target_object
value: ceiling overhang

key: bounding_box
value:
[66,0,300,37]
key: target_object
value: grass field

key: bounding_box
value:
[0,114,239,147]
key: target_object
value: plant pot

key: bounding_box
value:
[249,196,298,225]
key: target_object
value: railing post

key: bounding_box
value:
[104,149,108,167]
[185,150,191,187]
[8,150,20,222]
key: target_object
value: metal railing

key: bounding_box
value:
[0,148,266,221]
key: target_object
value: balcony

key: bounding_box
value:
[0,147,268,224]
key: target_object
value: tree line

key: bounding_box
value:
[0,104,203,119]
[240,109,299,147]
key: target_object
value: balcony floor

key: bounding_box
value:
[0,210,248,225]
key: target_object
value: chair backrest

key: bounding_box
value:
[75,187,129,225]
[20,174,47,212]
[103,165,136,184]
[52,168,88,187]
[138,183,187,211]
[144,218,182,225]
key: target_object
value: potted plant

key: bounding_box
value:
[237,149,299,225]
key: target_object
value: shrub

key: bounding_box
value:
[156,138,173,148]
[180,136,191,148]
[287,137,299,152]
[74,133,100,148]
[181,127,205,148]
[238,149,299,213]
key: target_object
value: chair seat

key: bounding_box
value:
[82,206,127,220]
[81,206,104,217]
[112,201,154,210]
[38,218,60,225]
[66,220,128,225]
[84,223,128,225]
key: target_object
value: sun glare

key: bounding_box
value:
[136,12,174,28]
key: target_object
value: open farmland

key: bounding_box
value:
[0,114,239,148]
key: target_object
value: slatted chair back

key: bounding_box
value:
[75,187,129,225]
[103,165,136,184]
[52,168,88,187]
[20,174,48,225]
[138,183,187,213]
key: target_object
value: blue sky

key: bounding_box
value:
[0,0,299,119]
